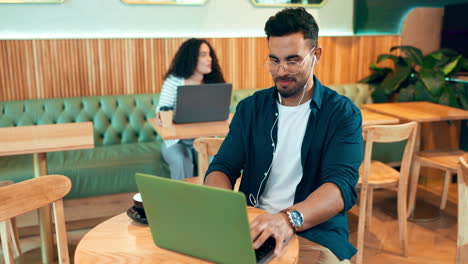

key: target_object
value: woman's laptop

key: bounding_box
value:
[135,173,276,264]
[173,83,232,123]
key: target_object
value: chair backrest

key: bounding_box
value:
[193,137,224,183]
[0,175,71,221]
[0,175,71,264]
[361,122,417,190]
[457,156,468,264]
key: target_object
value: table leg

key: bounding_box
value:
[33,152,55,264]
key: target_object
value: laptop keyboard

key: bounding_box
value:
[255,237,276,262]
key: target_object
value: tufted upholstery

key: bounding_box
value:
[327,83,373,107]
[0,94,166,199]
[0,94,160,147]
[0,84,373,199]
[230,83,373,110]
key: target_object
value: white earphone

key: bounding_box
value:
[248,54,317,207]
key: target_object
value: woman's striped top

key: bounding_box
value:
[156,75,185,148]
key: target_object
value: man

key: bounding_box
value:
[205,7,362,263]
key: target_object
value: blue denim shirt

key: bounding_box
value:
[206,76,363,260]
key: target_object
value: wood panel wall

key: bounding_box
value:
[0,36,400,101]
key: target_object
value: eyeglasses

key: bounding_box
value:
[264,46,316,74]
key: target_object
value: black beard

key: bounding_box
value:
[275,77,307,98]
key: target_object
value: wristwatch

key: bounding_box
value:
[283,209,304,232]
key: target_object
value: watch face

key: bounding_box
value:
[291,210,303,226]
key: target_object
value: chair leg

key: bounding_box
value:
[10,218,22,257]
[52,200,70,264]
[407,160,421,216]
[440,170,452,210]
[366,187,374,229]
[397,184,408,257]
[1,220,16,264]
[356,185,368,264]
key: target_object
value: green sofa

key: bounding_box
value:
[0,83,376,201]
[0,94,168,199]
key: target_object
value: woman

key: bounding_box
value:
[156,38,225,180]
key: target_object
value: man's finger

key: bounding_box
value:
[273,235,284,256]
[253,229,272,249]
[250,223,262,241]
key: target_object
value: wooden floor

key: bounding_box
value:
[0,176,461,264]
[347,182,459,264]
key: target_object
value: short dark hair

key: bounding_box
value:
[264,7,319,47]
[165,38,225,83]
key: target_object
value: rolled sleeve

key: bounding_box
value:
[320,104,363,212]
[206,100,247,187]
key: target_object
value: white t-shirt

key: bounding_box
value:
[259,99,311,213]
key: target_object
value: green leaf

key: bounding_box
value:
[426,51,452,69]
[458,93,468,110]
[429,51,443,60]
[420,68,445,97]
[442,56,461,76]
[380,65,412,95]
[397,85,415,102]
[422,54,438,69]
[438,90,451,106]
[359,64,393,84]
[414,80,435,102]
[463,57,468,71]
[359,71,383,83]
[377,54,402,65]
[360,63,393,84]
[369,63,393,72]
[391,46,423,65]
[437,87,460,108]
[439,48,460,57]
[371,85,389,103]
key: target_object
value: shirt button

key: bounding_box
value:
[271,143,274,147]
[275,113,278,116]
[264,173,267,176]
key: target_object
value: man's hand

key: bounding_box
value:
[250,212,294,256]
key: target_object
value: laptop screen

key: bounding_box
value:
[173,83,232,124]
[135,173,260,264]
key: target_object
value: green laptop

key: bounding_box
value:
[135,173,276,264]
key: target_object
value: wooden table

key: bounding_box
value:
[150,113,234,140]
[75,207,300,264]
[0,122,94,263]
[362,102,468,124]
[150,109,395,141]
[360,109,399,126]
[362,102,468,220]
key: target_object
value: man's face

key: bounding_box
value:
[267,32,316,98]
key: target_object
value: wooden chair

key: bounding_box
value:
[193,137,225,185]
[182,137,241,191]
[355,122,417,264]
[0,181,21,259]
[407,150,467,215]
[457,156,468,264]
[181,137,224,185]
[0,175,72,264]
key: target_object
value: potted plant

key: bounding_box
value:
[360,45,468,110]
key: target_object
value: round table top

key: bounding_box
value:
[75,207,299,264]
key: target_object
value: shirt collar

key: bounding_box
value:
[271,75,323,110]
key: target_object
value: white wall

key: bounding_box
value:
[0,0,354,39]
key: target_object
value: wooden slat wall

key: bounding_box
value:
[0,36,400,101]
